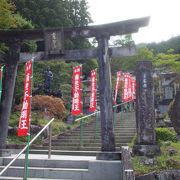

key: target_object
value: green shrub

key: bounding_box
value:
[156,128,177,143]
[129,134,137,148]
[60,84,72,110]
[9,111,21,127]
[32,95,66,119]
[38,118,66,135]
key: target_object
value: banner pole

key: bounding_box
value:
[24,59,34,180]
[113,106,117,128]
[95,111,98,139]
[0,65,4,102]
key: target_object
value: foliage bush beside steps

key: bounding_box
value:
[7,109,95,145]
[130,128,180,176]
[7,114,67,145]
[156,127,177,143]
[133,141,180,176]
[32,95,66,119]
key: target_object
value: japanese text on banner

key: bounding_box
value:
[71,66,82,115]
[89,69,97,112]
[122,73,133,102]
[131,78,136,99]
[18,60,32,136]
[113,71,121,105]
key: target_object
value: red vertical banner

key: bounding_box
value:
[131,78,136,99]
[122,73,133,102]
[71,65,82,115]
[18,60,33,136]
[89,69,97,112]
[113,71,121,105]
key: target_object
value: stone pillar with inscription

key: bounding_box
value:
[96,35,120,160]
[133,61,160,157]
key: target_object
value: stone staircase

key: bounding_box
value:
[0,155,92,180]
[0,154,122,180]
[31,111,136,154]
[0,111,136,179]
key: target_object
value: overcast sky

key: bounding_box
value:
[87,0,180,44]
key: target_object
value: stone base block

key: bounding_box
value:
[133,144,160,157]
[0,149,11,157]
[96,152,121,160]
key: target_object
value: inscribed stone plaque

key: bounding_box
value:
[44,29,64,55]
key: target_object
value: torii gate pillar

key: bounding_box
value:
[0,41,20,155]
[96,35,119,160]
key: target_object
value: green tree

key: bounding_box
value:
[13,0,70,27]
[13,0,92,49]
[0,0,33,29]
[145,36,180,54]
[0,0,16,29]
[113,34,135,47]
[154,53,180,73]
[136,47,154,60]
[13,0,92,28]
[82,59,98,78]
[0,0,33,53]
[111,47,154,73]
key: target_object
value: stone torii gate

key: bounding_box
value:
[0,17,149,158]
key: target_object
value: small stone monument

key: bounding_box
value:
[67,114,75,124]
[133,61,160,157]
[169,90,180,140]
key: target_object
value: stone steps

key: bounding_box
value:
[0,177,72,180]
[1,112,134,179]
[53,136,135,142]
[36,111,136,151]
[2,158,89,169]
[30,111,135,152]
[59,133,135,139]
[44,141,131,147]
[0,156,123,180]
[61,129,136,135]
[32,146,123,151]
[0,166,88,179]
[58,133,136,138]
[0,158,88,179]
[29,150,98,156]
